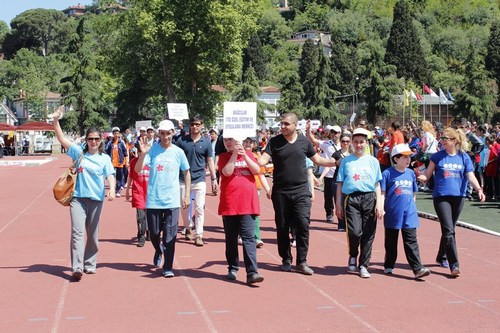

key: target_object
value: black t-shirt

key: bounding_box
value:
[331,150,346,182]
[265,134,317,192]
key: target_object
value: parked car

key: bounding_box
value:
[34,135,52,153]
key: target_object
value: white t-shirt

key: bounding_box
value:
[318,140,340,178]
[423,132,438,153]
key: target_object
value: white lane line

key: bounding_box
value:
[29,318,49,322]
[428,280,500,316]
[0,184,51,234]
[300,276,380,332]
[66,316,85,320]
[51,280,69,333]
[177,261,218,333]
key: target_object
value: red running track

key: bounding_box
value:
[0,155,499,332]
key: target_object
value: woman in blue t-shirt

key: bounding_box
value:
[417,127,485,278]
[53,108,116,281]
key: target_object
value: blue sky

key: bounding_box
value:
[1,1,92,26]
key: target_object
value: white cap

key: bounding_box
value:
[139,126,147,131]
[146,125,155,131]
[331,125,341,133]
[112,126,120,132]
[352,128,370,137]
[157,120,175,132]
[391,143,413,157]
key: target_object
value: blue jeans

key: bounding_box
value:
[223,215,258,277]
[147,208,179,271]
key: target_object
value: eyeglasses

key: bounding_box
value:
[440,136,455,141]
[87,137,101,142]
[190,122,202,127]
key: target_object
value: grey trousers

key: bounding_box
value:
[70,197,104,273]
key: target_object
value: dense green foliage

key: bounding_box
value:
[0,0,498,132]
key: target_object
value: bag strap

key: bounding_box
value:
[71,152,84,169]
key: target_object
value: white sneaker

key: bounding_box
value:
[290,239,296,247]
[383,268,393,274]
[359,266,371,278]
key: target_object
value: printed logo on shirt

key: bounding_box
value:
[233,160,252,176]
[77,166,84,173]
[351,166,371,181]
[443,163,462,178]
[394,179,413,196]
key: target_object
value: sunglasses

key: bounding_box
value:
[87,137,101,142]
[341,140,351,143]
[440,136,455,141]
[281,122,294,126]
[190,122,202,127]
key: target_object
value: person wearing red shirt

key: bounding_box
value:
[388,121,405,156]
[218,136,264,285]
[125,156,150,247]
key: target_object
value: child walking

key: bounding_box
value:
[125,155,150,247]
[380,144,431,279]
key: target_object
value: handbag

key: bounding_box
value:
[416,150,429,163]
[53,153,83,206]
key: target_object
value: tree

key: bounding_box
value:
[329,35,358,95]
[233,66,273,124]
[108,0,265,123]
[299,39,319,107]
[359,41,401,124]
[2,9,74,59]
[59,18,108,134]
[384,0,429,84]
[453,47,497,123]
[277,71,305,117]
[0,20,8,47]
[305,47,342,123]
[485,20,500,105]
[242,34,267,81]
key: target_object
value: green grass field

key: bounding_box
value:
[416,192,500,233]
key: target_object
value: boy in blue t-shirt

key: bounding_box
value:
[381,144,430,279]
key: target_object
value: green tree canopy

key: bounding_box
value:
[2,9,74,59]
[384,0,429,84]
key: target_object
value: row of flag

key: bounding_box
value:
[403,84,455,107]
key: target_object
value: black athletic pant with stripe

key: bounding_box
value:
[344,192,377,268]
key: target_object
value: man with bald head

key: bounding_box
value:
[259,112,336,275]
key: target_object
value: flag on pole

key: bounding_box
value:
[429,88,438,97]
[423,84,431,94]
[447,90,455,101]
[403,89,410,107]
[415,92,423,100]
[439,89,448,104]
[410,89,417,100]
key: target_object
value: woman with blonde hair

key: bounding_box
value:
[417,127,485,277]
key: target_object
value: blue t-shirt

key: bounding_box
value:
[430,150,474,198]
[381,167,419,229]
[175,135,213,183]
[144,144,190,209]
[337,154,382,195]
[68,144,115,201]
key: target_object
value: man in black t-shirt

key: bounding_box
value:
[259,113,336,275]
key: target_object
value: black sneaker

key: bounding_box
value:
[153,251,162,268]
[246,273,264,285]
[280,261,292,272]
[226,270,237,280]
[296,263,314,275]
[414,268,431,279]
[137,236,145,247]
